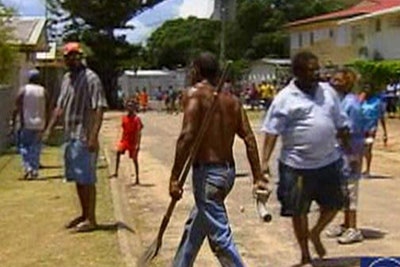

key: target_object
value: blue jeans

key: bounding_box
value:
[18,129,42,174]
[172,163,244,267]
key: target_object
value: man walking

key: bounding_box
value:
[43,42,107,232]
[261,51,349,266]
[169,52,269,266]
[11,69,46,179]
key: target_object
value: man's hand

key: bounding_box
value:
[253,176,271,195]
[88,136,99,153]
[169,179,183,201]
[41,130,50,143]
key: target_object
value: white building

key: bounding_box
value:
[286,0,400,65]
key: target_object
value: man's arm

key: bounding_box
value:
[88,108,104,152]
[170,96,201,182]
[10,93,23,133]
[43,107,62,140]
[261,133,278,174]
[237,106,266,184]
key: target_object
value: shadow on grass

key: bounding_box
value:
[18,175,64,181]
[97,221,135,234]
[39,164,63,170]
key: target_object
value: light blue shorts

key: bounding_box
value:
[64,139,97,185]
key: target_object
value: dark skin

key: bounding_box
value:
[262,58,347,265]
[169,68,268,200]
[43,51,104,230]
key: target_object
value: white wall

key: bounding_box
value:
[367,15,400,60]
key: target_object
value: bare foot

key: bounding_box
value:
[65,216,85,229]
[309,229,327,259]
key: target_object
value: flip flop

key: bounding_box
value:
[64,216,85,229]
[73,221,97,233]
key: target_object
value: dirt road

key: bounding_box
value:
[100,111,400,267]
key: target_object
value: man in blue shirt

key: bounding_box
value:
[261,51,349,266]
[327,68,365,244]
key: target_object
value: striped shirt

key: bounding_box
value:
[57,67,108,141]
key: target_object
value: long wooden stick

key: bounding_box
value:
[137,62,232,266]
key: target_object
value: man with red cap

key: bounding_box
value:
[44,42,108,232]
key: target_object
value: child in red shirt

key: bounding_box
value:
[111,100,143,184]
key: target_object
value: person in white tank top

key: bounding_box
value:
[11,69,46,179]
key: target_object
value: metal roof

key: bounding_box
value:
[7,16,46,46]
[287,0,400,28]
[339,4,400,25]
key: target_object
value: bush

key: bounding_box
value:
[0,3,17,84]
[352,60,400,89]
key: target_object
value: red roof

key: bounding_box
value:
[287,0,400,28]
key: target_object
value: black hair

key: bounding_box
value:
[192,52,219,85]
[291,51,318,76]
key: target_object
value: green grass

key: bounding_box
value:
[0,145,124,267]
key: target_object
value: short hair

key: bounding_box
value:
[192,52,219,85]
[335,67,358,85]
[291,51,318,76]
[28,69,40,83]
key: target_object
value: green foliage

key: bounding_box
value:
[147,17,221,68]
[0,2,17,84]
[46,0,165,106]
[352,60,400,88]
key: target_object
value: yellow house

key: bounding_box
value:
[286,0,400,66]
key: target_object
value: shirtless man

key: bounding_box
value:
[169,52,269,266]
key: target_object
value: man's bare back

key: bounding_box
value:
[169,51,267,201]
[185,81,241,164]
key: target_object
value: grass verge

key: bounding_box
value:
[0,145,124,267]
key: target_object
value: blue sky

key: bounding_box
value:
[2,0,214,43]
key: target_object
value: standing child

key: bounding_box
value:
[111,101,143,184]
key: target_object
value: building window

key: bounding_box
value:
[376,18,382,32]
[299,33,303,48]
[310,31,314,45]
[329,28,334,38]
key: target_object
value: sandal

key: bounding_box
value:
[73,221,97,233]
[64,216,85,229]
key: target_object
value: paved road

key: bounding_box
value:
[100,111,400,267]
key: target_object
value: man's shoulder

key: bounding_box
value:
[84,68,101,82]
[272,83,294,103]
